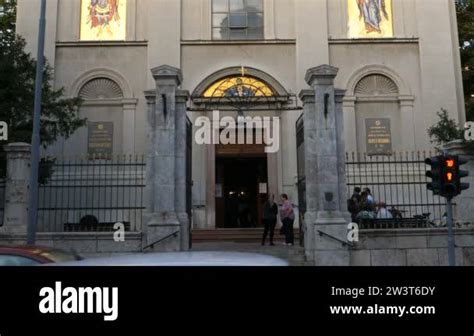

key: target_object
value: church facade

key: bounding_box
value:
[16,0,465,231]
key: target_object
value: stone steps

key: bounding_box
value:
[191,241,311,266]
[192,228,301,243]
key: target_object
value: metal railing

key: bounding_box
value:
[345,151,450,223]
[0,179,5,227]
[0,151,6,226]
[37,155,146,232]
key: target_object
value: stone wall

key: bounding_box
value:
[351,228,474,266]
[0,232,143,259]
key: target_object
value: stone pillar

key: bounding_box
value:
[144,90,157,222]
[1,143,31,236]
[399,96,416,150]
[122,98,138,154]
[444,140,474,225]
[143,65,184,251]
[335,89,349,219]
[342,97,357,152]
[175,90,190,250]
[301,65,350,266]
[298,90,317,259]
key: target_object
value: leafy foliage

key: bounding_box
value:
[0,0,86,178]
[428,109,463,147]
[457,0,474,121]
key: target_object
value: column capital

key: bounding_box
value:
[3,142,31,154]
[305,64,339,87]
[151,65,183,86]
[144,90,156,105]
[342,96,357,107]
[398,95,415,107]
[176,90,190,104]
[299,89,315,104]
[335,89,346,103]
[122,98,139,109]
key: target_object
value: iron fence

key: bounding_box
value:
[0,179,5,227]
[345,151,450,223]
[37,155,146,232]
[0,150,6,226]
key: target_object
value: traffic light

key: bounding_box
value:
[426,154,471,198]
[441,155,457,198]
[425,155,443,195]
[457,155,470,194]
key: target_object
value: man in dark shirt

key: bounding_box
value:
[262,195,278,246]
[348,187,362,223]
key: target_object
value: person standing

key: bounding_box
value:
[348,187,362,223]
[279,194,295,246]
[261,195,278,246]
[364,187,375,207]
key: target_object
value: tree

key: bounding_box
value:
[457,0,474,121]
[428,109,463,148]
[0,0,86,177]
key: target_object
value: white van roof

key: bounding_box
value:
[51,251,289,267]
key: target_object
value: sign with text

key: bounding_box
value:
[366,118,392,155]
[88,122,114,158]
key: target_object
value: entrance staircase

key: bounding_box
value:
[191,229,311,266]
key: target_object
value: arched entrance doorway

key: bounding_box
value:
[189,66,297,231]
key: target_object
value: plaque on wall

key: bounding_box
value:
[366,118,392,155]
[88,122,114,158]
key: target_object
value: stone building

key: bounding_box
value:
[15,0,465,234]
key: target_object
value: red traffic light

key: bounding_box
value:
[446,172,454,182]
[445,159,455,168]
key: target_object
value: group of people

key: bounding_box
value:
[261,194,295,246]
[348,187,393,222]
[258,188,393,246]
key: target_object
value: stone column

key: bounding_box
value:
[444,140,474,225]
[335,89,349,218]
[302,65,350,266]
[175,90,190,250]
[298,89,317,259]
[144,90,157,220]
[342,96,357,152]
[122,98,138,154]
[399,96,416,150]
[1,143,31,236]
[143,65,183,251]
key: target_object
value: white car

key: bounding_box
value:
[51,251,289,267]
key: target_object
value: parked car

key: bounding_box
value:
[0,246,82,266]
[51,251,289,267]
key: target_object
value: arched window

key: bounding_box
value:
[354,74,398,97]
[79,78,124,100]
[203,75,274,98]
[354,74,400,155]
[76,77,127,156]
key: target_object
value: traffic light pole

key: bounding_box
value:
[446,197,456,266]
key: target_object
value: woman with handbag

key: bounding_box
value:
[279,194,295,246]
